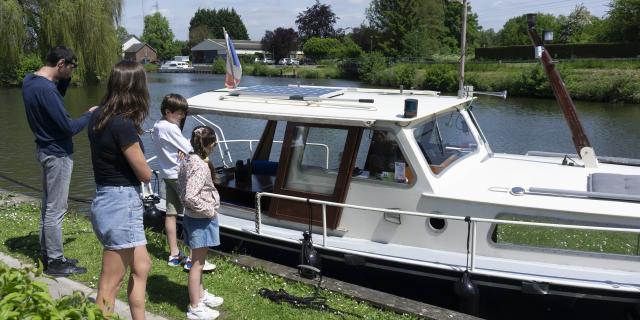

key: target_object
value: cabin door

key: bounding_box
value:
[270,123,362,229]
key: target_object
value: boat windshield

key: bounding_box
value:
[414,110,478,174]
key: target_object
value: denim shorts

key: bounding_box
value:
[183,215,220,249]
[90,185,147,250]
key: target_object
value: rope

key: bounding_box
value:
[465,216,471,271]
[258,287,362,319]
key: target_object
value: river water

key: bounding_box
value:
[1,73,639,209]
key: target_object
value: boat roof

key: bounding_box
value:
[187,85,474,127]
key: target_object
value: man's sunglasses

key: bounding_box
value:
[66,60,78,68]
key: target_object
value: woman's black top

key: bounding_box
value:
[88,108,144,186]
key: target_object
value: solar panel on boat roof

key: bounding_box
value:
[231,85,341,98]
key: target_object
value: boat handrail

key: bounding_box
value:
[254,192,640,272]
[526,150,640,167]
[289,84,441,96]
[218,95,378,111]
[192,115,233,166]
[214,139,330,169]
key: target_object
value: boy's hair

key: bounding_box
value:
[190,126,217,159]
[44,46,77,67]
[160,93,189,116]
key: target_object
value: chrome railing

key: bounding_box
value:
[254,192,640,274]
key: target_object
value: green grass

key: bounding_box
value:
[0,200,418,320]
[494,214,640,255]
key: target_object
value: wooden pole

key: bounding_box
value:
[526,14,592,156]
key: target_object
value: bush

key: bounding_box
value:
[514,65,551,97]
[422,64,457,92]
[394,64,417,89]
[336,59,359,79]
[0,264,116,319]
[0,54,42,86]
[303,37,340,61]
[143,63,158,72]
[297,68,320,79]
[247,64,280,77]
[329,37,363,59]
[211,57,226,74]
[358,52,387,84]
[476,43,640,61]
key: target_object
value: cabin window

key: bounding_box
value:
[282,125,347,195]
[353,129,413,184]
[414,110,478,174]
[492,214,640,256]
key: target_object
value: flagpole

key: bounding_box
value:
[223,27,237,89]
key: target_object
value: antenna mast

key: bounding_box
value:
[457,0,468,99]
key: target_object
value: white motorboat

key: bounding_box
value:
[158,60,194,73]
[142,82,639,318]
[142,16,640,319]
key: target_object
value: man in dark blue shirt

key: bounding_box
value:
[22,46,96,276]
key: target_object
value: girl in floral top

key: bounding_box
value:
[178,126,223,320]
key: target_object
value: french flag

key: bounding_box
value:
[224,29,242,89]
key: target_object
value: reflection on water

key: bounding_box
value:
[1,73,639,211]
[472,96,640,158]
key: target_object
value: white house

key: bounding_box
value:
[122,35,142,57]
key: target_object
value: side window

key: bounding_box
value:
[283,125,348,194]
[354,129,412,184]
[414,111,478,174]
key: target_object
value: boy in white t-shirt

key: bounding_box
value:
[153,93,215,271]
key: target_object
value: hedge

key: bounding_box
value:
[476,43,640,61]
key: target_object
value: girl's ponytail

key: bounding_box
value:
[190,126,217,159]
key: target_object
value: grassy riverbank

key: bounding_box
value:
[0,198,417,320]
[356,58,640,103]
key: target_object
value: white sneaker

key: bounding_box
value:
[202,289,224,308]
[186,302,219,320]
[184,257,217,272]
[203,260,216,272]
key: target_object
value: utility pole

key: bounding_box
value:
[457,0,468,98]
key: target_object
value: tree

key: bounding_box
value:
[303,37,340,60]
[295,1,338,41]
[0,0,26,67]
[442,1,481,51]
[261,28,299,62]
[329,37,363,59]
[35,0,123,83]
[142,12,175,61]
[497,13,560,46]
[477,28,498,48]
[0,0,122,85]
[188,8,248,46]
[217,8,249,39]
[409,0,449,56]
[366,0,420,57]
[600,0,640,42]
[350,24,379,53]
[558,4,601,43]
[116,25,130,44]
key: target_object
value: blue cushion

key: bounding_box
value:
[252,160,278,176]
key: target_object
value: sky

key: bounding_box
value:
[121,0,612,41]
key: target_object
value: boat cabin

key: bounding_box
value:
[187,85,479,230]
